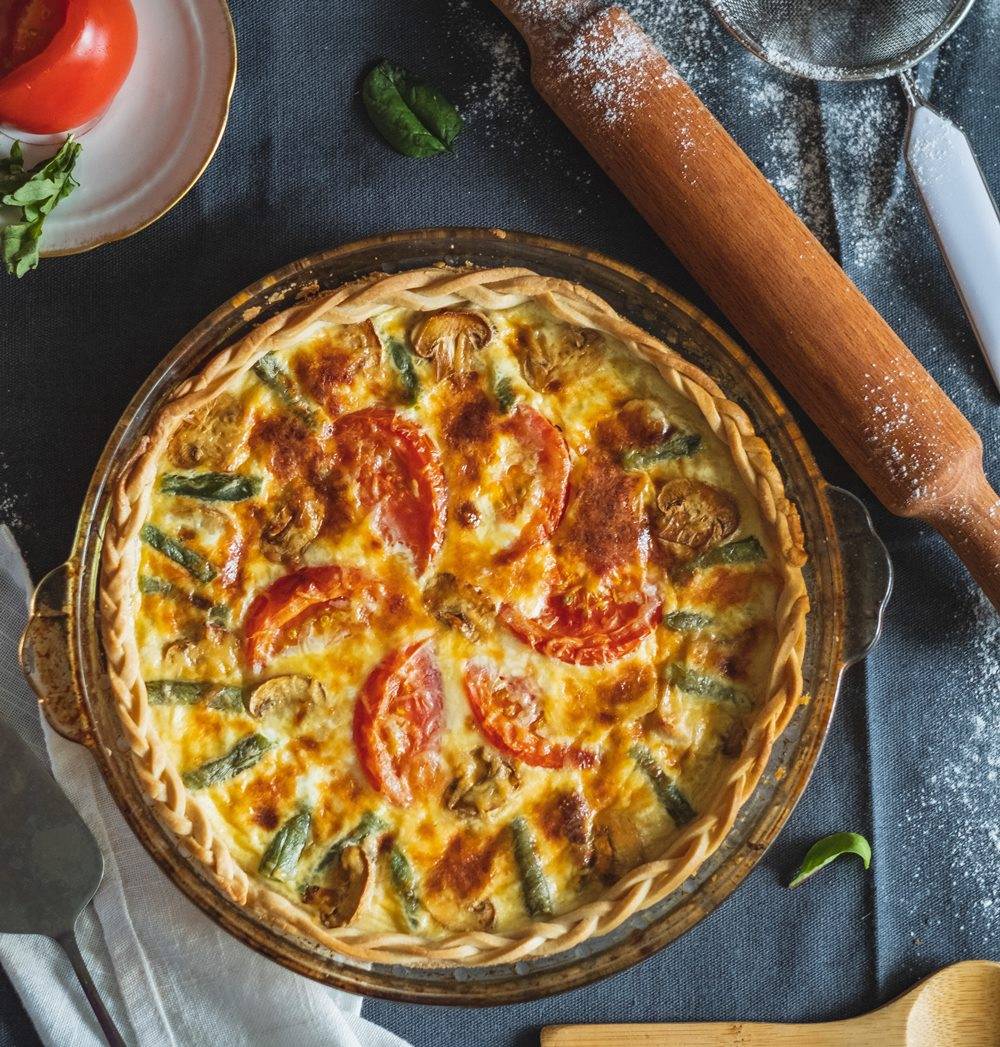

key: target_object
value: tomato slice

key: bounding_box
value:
[331,408,446,575]
[354,639,444,806]
[500,585,662,666]
[243,564,378,673]
[463,661,594,769]
[494,405,570,563]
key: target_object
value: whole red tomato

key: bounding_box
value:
[0,0,137,135]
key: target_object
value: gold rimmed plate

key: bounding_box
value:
[0,0,236,257]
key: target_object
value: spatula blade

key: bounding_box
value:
[0,719,103,937]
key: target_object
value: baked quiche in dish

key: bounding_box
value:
[100,266,808,966]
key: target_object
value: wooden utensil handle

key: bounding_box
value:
[495,1,1000,609]
[542,1020,882,1047]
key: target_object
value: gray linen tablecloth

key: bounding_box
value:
[0,0,997,1043]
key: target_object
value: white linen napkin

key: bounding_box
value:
[0,526,411,1047]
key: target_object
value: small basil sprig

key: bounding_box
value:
[362,60,462,158]
[790,831,871,888]
[1,137,81,277]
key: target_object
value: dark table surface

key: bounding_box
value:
[1,0,998,1044]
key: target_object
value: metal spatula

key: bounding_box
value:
[0,720,127,1046]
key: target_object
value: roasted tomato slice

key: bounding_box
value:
[463,661,594,769]
[494,405,570,563]
[243,564,378,673]
[354,639,444,806]
[499,586,662,666]
[330,408,446,575]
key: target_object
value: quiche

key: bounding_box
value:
[100,266,808,966]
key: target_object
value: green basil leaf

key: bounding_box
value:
[1,138,81,277]
[790,831,872,888]
[362,60,463,158]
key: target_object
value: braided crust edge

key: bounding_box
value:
[99,266,810,967]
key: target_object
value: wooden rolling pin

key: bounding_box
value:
[492,0,1000,609]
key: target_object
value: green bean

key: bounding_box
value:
[389,846,422,929]
[629,743,696,827]
[253,352,316,425]
[160,472,261,502]
[182,733,273,789]
[511,815,553,917]
[387,337,419,405]
[621,432,700,470]
[140,524,216,583]
[260,808,313,881]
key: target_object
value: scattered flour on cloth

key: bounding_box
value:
[900,590,1000,948]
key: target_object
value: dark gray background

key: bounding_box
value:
[1,0,998,1043]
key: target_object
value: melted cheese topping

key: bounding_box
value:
[133,302,785,938]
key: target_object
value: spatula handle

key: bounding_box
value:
[494,1,1000,609]
[56,923,128,1047]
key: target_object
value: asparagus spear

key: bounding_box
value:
[182,733,273,789]
[389,846,422,930]
[687,536,765,572]
[629,743,696,827]
[139,575,229,624]
[160,471,262,502]
[316,811,387,871]
[145,680,245,711]
[511,815,553,918]
[668,664,748,708]
[387,337,419,405]
[253,352,316,425]
[140,524,216,584]
[260,808,313,881]
[492,371,516,414]
[663,610,713,632]
[621,432,701,471]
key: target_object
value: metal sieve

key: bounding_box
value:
[707,0,1000,394]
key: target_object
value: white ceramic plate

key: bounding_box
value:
[1,0,236,256]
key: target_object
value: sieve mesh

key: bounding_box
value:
[707,0,975,81]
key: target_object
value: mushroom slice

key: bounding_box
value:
[169,393,250,471]
[444,746,520,817]
[412,311,492,378]
[654,478,739,560]
[424,892,497,933]
[246,674,325,718]
[260,481,324,562]
[423,573,494,642]
[302,841,375,928]
[618,399,671,447]
[162,632,239,678]
[516,326,600,392]
[591,808,647,884]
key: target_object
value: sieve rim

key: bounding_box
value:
[705,0,977,82]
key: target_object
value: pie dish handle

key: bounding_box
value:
[19,561,93,747]
[826,485,893,668]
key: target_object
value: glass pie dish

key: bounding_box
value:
[20,228,891,1004]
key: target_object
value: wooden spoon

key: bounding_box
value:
[491,0,1000,609]
[542,960,1000,1046]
